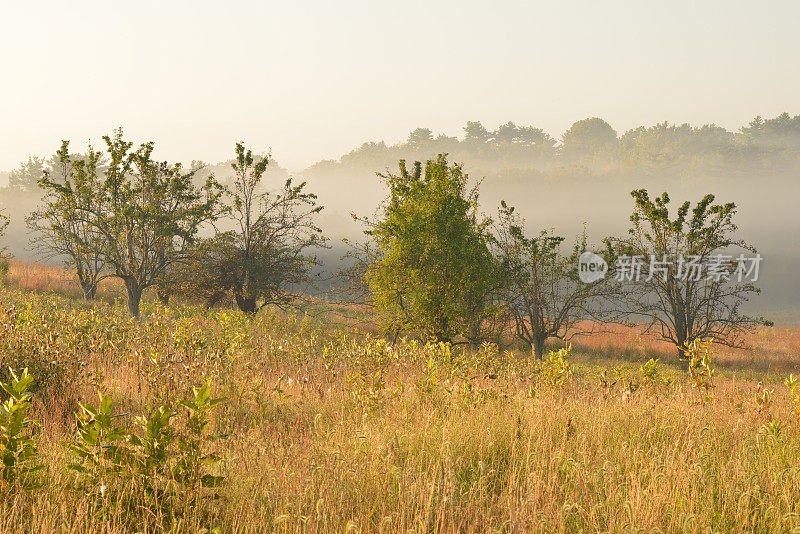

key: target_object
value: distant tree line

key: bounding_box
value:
[5,112,800,195]
[306,112,800,173]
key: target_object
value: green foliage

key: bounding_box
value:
[785,374,800,423]
[62,391,132,499]
[347,370,387,414]
[0,368,43,491]
[36,128,223,316]
[638,358,674,396]
[684,339,715,402]
[320,112,800,178]
[180,143,324,314]
[63,382,226,525]
[535,345,574,388]
[174,382,226,492]
[28,141,109,300]
[6,156,46,193]
[0,304,81,398]
[363,155,498,343]
[640,358,660,383]
[0,209,9,282]
[741,112,800,146]
[493,202,617,358]
[619,122,733,162]
[126,405,175,497]
[561,117,618,158]
[611,189,770,355]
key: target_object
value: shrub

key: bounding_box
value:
[62,382,226,528]
[536,345,574,388]
[0,368,43,492]
[684,339,715,402]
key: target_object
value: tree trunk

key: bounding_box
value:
[125,280,143,318]
[77,270,96,300]
[156,286,170,306]
[533,336,547,360]
[81,281,97,301]
[676,331,688,360]
[235,292,258,314]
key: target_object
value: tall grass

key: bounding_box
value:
[0,283,799,532]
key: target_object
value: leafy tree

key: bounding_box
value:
[515,125,557,150]
[740,112,800,147]
[7,156,46,194]
[494,122,521,146]
[493,121,557,158]
[561,117,618,158]
[463,121,492,145]
[361,155,498,343]
[611,189,770,358]
[184,143,324,313]
[493,202,618,358]
[37,129,222,317]
[28,141,110,299]
[619,122,733,162]
[406,128,434,149]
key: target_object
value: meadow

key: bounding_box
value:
[2,261,800,533]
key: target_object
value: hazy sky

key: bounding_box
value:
[2,0,799,171]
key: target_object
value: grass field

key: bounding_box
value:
[1,262,800,532]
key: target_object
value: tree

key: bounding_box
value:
[28,141,110,300]
[38,129,222,316]
[463,121,492,145]
[618,122,733,162]
[493,121,557,158]
[7,156,46,194]
[406,128,434,149]
[611,189,770,358]
[561,117,618,158]
[493,202,618,358]
[185,143,325,313]
[361,155,498,343]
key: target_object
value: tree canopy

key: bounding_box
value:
[361,155,498,343]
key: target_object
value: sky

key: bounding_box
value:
[1,0,799,172]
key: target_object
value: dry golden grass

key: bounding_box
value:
[6,259,125,301]
[569,321,800,375]
[1,267,800,532]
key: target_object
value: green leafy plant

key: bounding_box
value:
[685,339,715,402]
[0,368,43,491]
[785,374,800,423]
[639,357,674,393]
[63,382,226,527]
[640,358,660,383]
[360,155,498,343]
[348,370,386,414]
[126,405,175,498]
[173,381,225,494]
[62,392,131,501]
[537,345,574,388]
[754,383,775,414]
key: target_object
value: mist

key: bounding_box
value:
[2,115,798,322]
